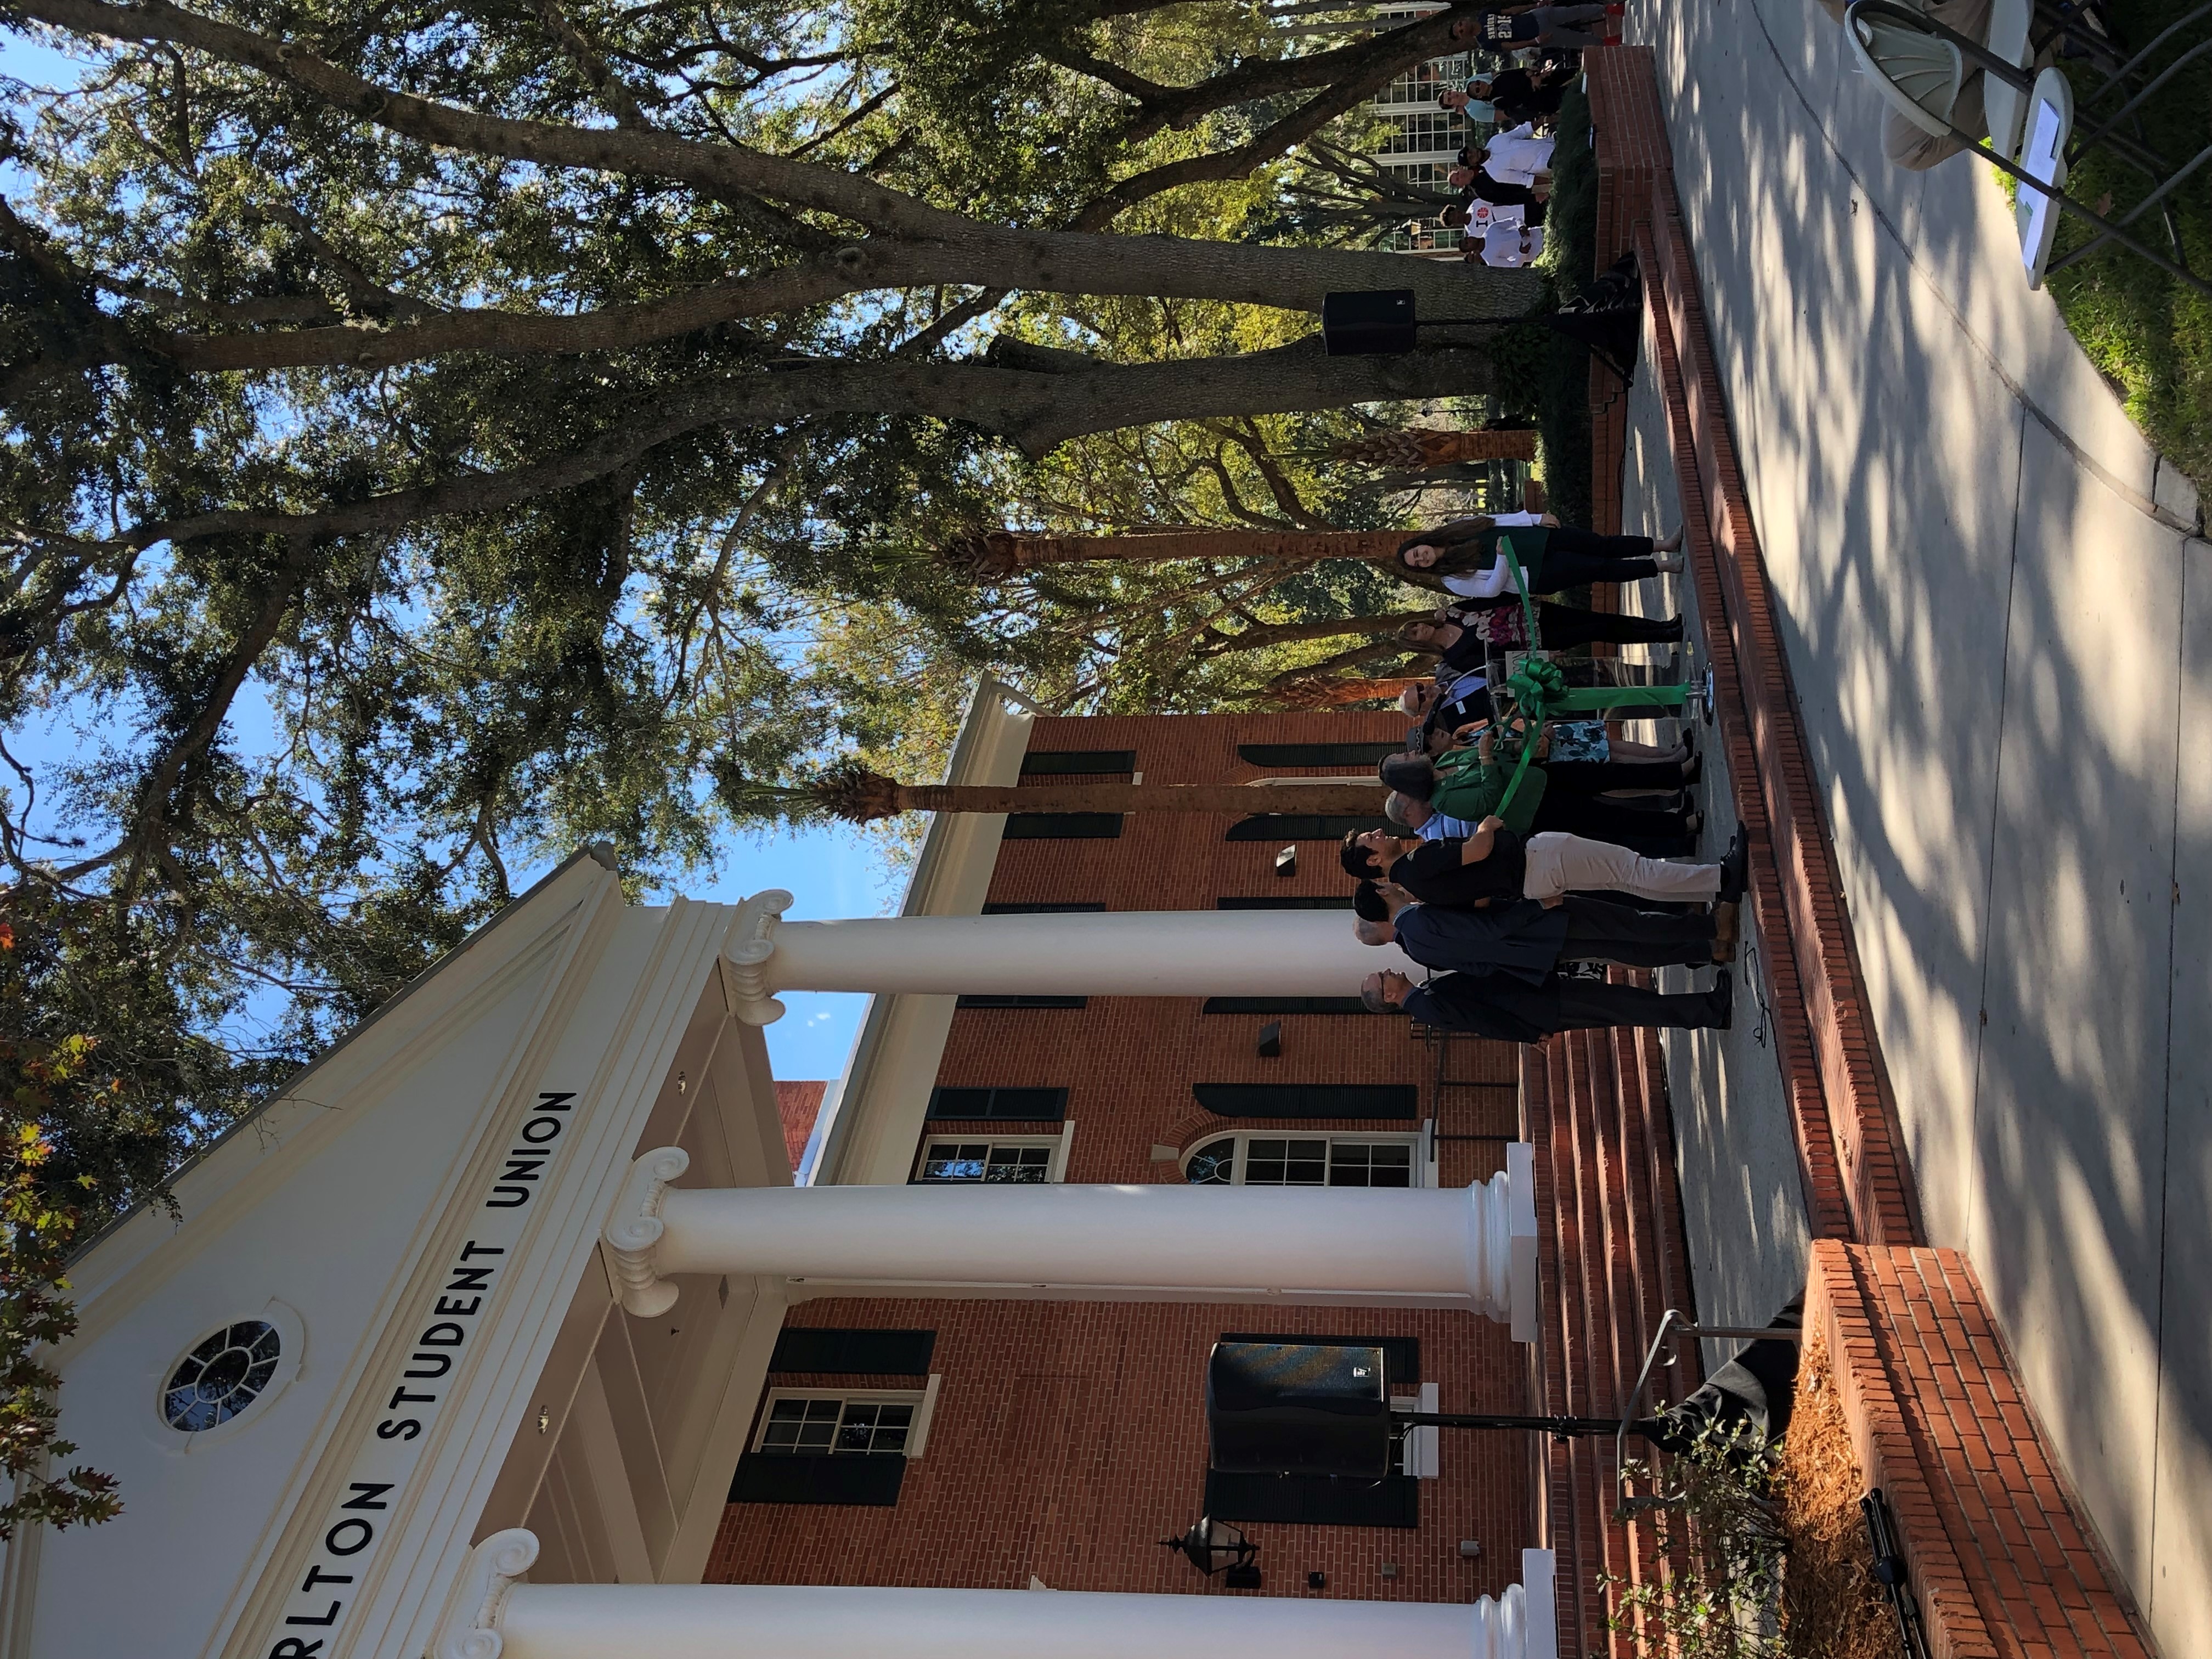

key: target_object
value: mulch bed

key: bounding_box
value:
[1778,1335,1896,1659]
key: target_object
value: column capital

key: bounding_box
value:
[718,889,794,1025]
[602,1146,690,1316]
[429,1527,537,1659]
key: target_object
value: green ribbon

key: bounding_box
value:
[1488,534,1691,818]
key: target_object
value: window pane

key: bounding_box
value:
[984,1146,1053,1182]
[919,1142,992,1182]
[1328,1142,1415,1188]
[1187,1139,1235,1184]
[1245,1138,1328,1186]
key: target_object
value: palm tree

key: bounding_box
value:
[1269,675,1428,709]
[785,767,1387,823]
[938,527,1413,581]
[1330,428,1538,467]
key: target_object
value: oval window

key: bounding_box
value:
[163,1320,283,1431]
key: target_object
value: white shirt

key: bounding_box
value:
[1481,123,1557,187]
[1481,223,1546,267]
[1437,515,1545,599]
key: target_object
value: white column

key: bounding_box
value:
[719,890,1414,1023]
[602,1145,1539,1340]
[432,1531,1558,1659]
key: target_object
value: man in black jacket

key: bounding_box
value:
[1361,967,1733,1038]
[1351,881,1724,978]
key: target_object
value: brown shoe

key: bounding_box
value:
[1714,900,1741,944]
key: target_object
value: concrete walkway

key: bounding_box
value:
[1617,1,2212,1647]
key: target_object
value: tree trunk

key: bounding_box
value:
[1332,428,1539,467]
[823,774,1384,822]
[1200,610,1436,656]
[943,527,1412,580]
[1269,676,1428,709]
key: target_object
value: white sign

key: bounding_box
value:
[257,1090,580,1658]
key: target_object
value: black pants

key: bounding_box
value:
[1543,978,1725,1031]
[1532,793,1696,856]
[1533,526,1659,591]
[1545,757,1688,793]
[1532,601,1683,650]
[1556,895,1715,968]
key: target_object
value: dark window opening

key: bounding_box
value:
[1202,997,1374,1015]
[730,1452,907,1506]
[1218,1333,1420,1386]
[1238,742,1404,770]
[1022,749,1138,776]
[1226,815,1390,842]
[1005,814,1124,839]
[1190,1084,1419,1121]
[927,1086,1069,1122]
[769,1328,936,1375]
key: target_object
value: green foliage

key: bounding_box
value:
[1534,83,1596,528]
[1605,1418,1789,1659]
[2040,2,2212,489]
[0,910,183,1539]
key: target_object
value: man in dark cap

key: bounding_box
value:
[1360,966,1733,1038]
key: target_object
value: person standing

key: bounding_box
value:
[1340,821,1747,909]
[1396,517,1685,598]
[1454,4,1621,53]
[1362,967,1735,1035]
[1380,742,1701,856]
[1352,881,1726,975]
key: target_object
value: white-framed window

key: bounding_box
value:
[1393,1383,1442,1478]
[752,1380,943,1461]
[1183,1132,1425,1188]
[911,1124,1074,1184]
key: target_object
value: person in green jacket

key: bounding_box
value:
[1396,517,1685,600]
[1380,738,1701,856]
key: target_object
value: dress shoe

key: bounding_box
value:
[1718,824,1748,904]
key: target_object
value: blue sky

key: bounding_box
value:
[1,25,893,1082]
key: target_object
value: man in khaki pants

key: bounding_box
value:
[1339,819,1747,911]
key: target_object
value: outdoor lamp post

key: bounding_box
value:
[1159,1515,1262,1589]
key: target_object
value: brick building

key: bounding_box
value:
[706,700,1540,1606]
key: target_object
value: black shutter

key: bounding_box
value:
[1022,750,1138,776]
[1237,743,1404,769]
[1226,815,1390,842]
[769,1328,936,1375]
[730,1453,907,1506]
[1201,1470,1418,1528]
[1004,814,1124,839]
[927,1086,1069,1122]
[1218,1333,1419,1385]
[1190,1084,1419,1120]
[1201,997,1374,1015]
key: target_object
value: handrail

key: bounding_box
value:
[1613,1311,1807,1500]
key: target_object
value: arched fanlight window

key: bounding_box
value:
[1182,1134,1421,1188]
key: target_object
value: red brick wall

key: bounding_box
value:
[1806,1243,2153,1659]
[775,1080,826,1173]
[708,1296,1533,1603]
[708,711,1532,1600]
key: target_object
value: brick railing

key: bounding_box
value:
[1561,46,2159,1658]
[1807,1243,2153,1659]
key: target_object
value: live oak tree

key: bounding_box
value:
[0,0,1514,1228]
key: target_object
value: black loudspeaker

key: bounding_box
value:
[1206,1342,1393,1477]
[1321,290,1418,357]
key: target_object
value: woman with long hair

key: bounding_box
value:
[1397,517,1685,599]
